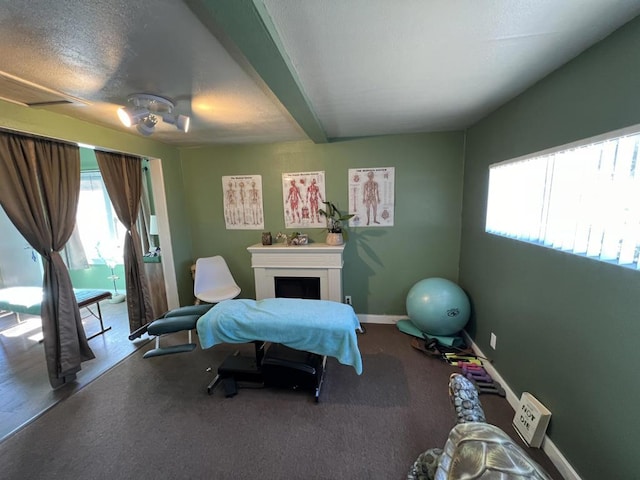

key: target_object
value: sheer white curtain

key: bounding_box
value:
[486,132,640,270]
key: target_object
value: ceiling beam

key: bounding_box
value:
[186,0,328,144]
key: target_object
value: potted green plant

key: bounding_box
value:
[318,201,354,245]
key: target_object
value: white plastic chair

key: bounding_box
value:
[193,256,241,304]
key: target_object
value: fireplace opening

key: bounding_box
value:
[274,276,321,300]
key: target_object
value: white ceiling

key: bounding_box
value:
[0,0,639,147]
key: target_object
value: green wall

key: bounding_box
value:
[459,16,640,479]
[179,132,465,314]
[6,16,640,475]
[69,264,126,292]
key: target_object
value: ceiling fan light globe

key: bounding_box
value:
[136,123,154,136]
[118,106,148,127]
[119,94,187,136]
[161,113,176,125]
[117,106,133,127]
[162,113,190,133]
[177,114,190,133]
[136,117,156,136]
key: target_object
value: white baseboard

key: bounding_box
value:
[357,315,581,479]
[463,332,582,480]
[357,314,581,480]
[357,314,405,325]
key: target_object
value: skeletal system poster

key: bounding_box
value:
[348,167,395,227]
[281,171,326,229]
[222,175,264,230]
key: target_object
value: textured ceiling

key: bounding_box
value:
[0,0,639,147]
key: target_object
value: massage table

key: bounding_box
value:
[0,286,113,340]
[144,298,363,401]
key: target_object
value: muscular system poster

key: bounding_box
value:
[281,171,326,229]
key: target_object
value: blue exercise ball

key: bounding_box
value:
[406,277,470,336]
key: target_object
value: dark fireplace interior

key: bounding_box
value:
[274,276,321,300]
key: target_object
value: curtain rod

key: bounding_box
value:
[0,126,79,148]
[0,126,148,161]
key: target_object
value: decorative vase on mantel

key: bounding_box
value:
[326,232,344,246]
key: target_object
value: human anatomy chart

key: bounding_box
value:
[281,171,326,229]
[222,175,264,230]
[348,167,395,227]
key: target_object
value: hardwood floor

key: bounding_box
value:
[0,299,150,442]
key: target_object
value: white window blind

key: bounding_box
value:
[486,130,640,270]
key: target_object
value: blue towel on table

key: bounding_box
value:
[196,298,363,375]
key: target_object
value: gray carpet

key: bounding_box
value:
[0,324,561,479]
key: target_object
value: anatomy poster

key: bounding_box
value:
[222,175,264,230]
[282,171,326,229]
[348,167,395,227]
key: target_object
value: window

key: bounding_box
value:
[76,171,124,265]
[485,127,640,270]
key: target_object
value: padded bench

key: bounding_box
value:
[143,304,214,358]
[144,303,327,401]
[143,299,362,403]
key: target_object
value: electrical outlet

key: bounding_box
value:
[344,295,352,305]
[490,332,497,350]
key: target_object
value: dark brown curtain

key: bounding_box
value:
[95,150,154,331]
[0,132,94,388]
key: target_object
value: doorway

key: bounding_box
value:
[0,207,43,287]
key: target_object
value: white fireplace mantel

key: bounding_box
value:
[247,243,345,302]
